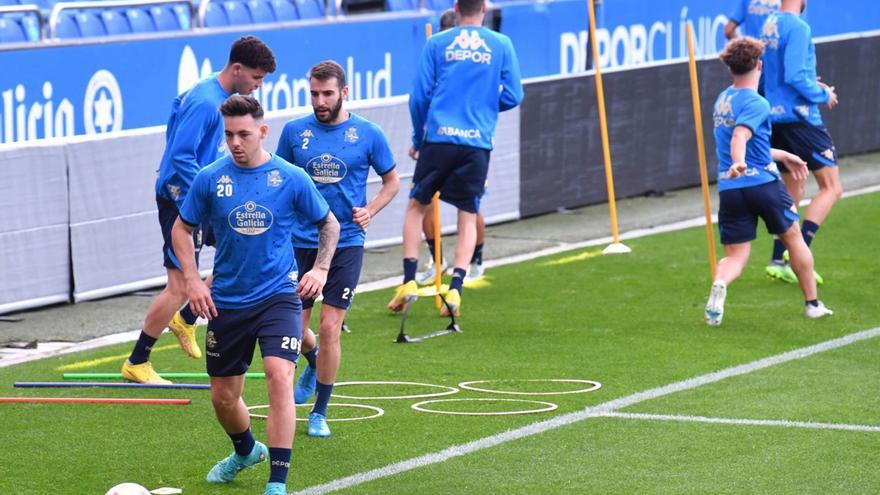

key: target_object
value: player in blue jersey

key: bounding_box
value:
[705,37,832,326]
[389,0,523,316]
[276,61,400,437]
[173,95,339,495]
[122,36,276,384]
[761,0,840,285]
[725,0,780,39]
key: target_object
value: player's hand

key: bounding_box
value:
[780,153,808,181]
[297,268,327,301]
[352,207,372,230]
[186,277,217,320]
[408,146,419,161]
[822,84,838,109]
[728,162,747,179]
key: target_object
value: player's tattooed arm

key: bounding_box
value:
[315,212,340,270]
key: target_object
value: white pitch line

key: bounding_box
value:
[604,412,880,433]
[292,326,880,495]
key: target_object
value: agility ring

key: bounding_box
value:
[411,398,558,416]
[458,379,602,396]
[331,381,460,400]
[247,403,384,422]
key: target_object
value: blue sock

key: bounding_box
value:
[268,448,291,484]
[801,220,820,247]
[449,267,466,292]
[403,258,418,283]
[771,238,786,263]
[128,332,158,365]
[471,243,484,265]
[179,304,198,325]
[312,381,334,417]
[228,428,255,457]
[302,346,318,370]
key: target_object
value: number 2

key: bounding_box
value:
[342,288,353,300]
[302,138,310,150]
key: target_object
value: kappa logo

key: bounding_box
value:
[345,126,359,143]
[300,129,313,138]
[445,29,492,64]
[821,148,835,161]
[762,16,780,48]
[267,170,283,187]
[218,175,233,185]
[712,94,735,128]
[749,0,780,16]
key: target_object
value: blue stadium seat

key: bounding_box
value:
[0,17,26,42]
[171,4,191,29]
[74,11,106,37]
[245,0,275,23]
[203,1,229,26]
[426,0,452,10]
[0,0,19,6]
[19,14,40,41]
[53,11,79,38]
[294,0,322,19]
[19,0,52,8]
[101,10,131,35]
[149,5,180,31]
[386,0,414,11]
[125,8,155,32]
[221,1,252,25]
[268,0,297,21]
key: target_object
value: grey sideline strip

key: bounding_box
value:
[4,184,879,370]
[604,412,880,433]
[292,326,880,495]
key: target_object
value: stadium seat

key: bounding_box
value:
[203,1,229,27]
[0,0,19,6]
[20,0,52,8]
[125,8,155,32]
[245,0,275,23]
[74,11,106,38]
[386,0,414,11]
[268,0,297,21]
[426,0,452,10]
[52,11,79,38]
[0,17,26,42]
[148,6,177,31]
[19,14,39,41]
[171,4,191,29]
[101,10,132,35]
[294,0,322,19]
[221,1,252,25]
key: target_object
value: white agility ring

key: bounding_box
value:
[331,381,460,400]
[246,403,384,422]
[411,398,558,416]
[458,379,602,396]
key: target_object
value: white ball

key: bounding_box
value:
[105,483,151,495]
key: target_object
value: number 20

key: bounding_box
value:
[216,184,232,197]
[281,336,300,352]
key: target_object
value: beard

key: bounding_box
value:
[315,97,343,123]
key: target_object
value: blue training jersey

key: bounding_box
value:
[410,26,523,151]
[155,74,231,208]
[713,87,779,192]
[179,155,330,309]
[760,13,829,125]
[276,113,396,249]
[729,0,780,38]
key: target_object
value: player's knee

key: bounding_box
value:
[210,388,239,411]
[264,365,293,389]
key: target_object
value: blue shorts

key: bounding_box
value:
[411,142,490,213]
[157,197,204,270]
[718,181,799,245]
[294,246,364,311]
[771,122,837,172]
[205,293,302,377]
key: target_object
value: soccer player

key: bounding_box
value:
[416,8,487,287]
[389,0,523,316]
[725,0,781,40]
[173,95,339,495]
[122,36,276,384]
[276,60,400,437]
[761,0,840,284]
[705,37,832,326]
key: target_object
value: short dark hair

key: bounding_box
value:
[220,95,264,120]
[228,36,276,73]
[440,9,456,31]
[309,60,346,89]
[720,37,765,75]
[456,0,483,17]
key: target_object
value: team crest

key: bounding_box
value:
[206,331,217,349]
[821,149,835,161]
[300,129,313,138]
[167,184,181,200]
[345,127,359,143]
[267,170,283,187]
[796,105,810,117]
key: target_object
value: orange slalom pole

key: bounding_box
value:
[0,397,192,405]
[685,22,717,281]
[587,0,628,254]
[433,192,442,308]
